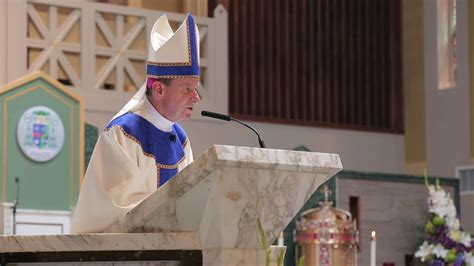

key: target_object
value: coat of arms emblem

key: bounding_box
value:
[17,106,64,162]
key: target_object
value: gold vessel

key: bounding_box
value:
[294,186,358,266]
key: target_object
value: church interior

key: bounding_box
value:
[0,0,473,265]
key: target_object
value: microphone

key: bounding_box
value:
[201,111,266,148]
[201,111,231,121]
[169,134,176,143]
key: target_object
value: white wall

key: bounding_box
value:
[423,0,473,234]
[183,119,405,174]
[424,0,471,177]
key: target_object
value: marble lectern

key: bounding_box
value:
[0,145,342,265]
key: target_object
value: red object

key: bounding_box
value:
[383,263,395,266]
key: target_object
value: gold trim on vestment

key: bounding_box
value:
[106,125,187,170]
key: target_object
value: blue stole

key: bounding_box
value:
[106,112,187,187]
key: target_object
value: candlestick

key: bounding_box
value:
[278,231,284,246]
[370,231,376,266]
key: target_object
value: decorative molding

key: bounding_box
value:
[0,71,83,103]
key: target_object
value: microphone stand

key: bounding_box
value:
[201,111,266,148]
[12,177,19,235]
[229,117,266,148]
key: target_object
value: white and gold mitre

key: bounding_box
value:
[111,13,200,120]
[146,13,200,79]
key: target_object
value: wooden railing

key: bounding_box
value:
[1,0,228,115]
[228,0,403,133]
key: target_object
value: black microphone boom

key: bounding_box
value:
[201,110,231,121]
[201,110,266,148]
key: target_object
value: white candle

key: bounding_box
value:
[278,231,284,246]
[370,231,376,266]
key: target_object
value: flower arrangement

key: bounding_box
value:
[415,176,473,265]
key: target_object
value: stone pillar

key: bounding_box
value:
[0,202,14,235]
[403,0,427,175]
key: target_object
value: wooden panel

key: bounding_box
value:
[308,0,315,122]
[265,0,273,118]
[227,0,403,133]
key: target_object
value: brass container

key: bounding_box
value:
[294,200,358,266]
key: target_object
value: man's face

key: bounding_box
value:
[155,78,200,122]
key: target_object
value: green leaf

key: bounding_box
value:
[424,169,429,189]
[266,249,271,266]
[257,218,268,249]
[277,249,285,266]
[297,256,305,266]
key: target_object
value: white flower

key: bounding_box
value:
[449,229,461,242]
[446,198,457,216]
[435,205,449,219]
[429,186,446,202]
[452,218,461,230]
[415,241,433,261]
[460,231,472,247]
[432,244,448,259]
[466,252,474,266]
[446,216,455,228]
[427,185,459,229]
[419,182,473,264]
